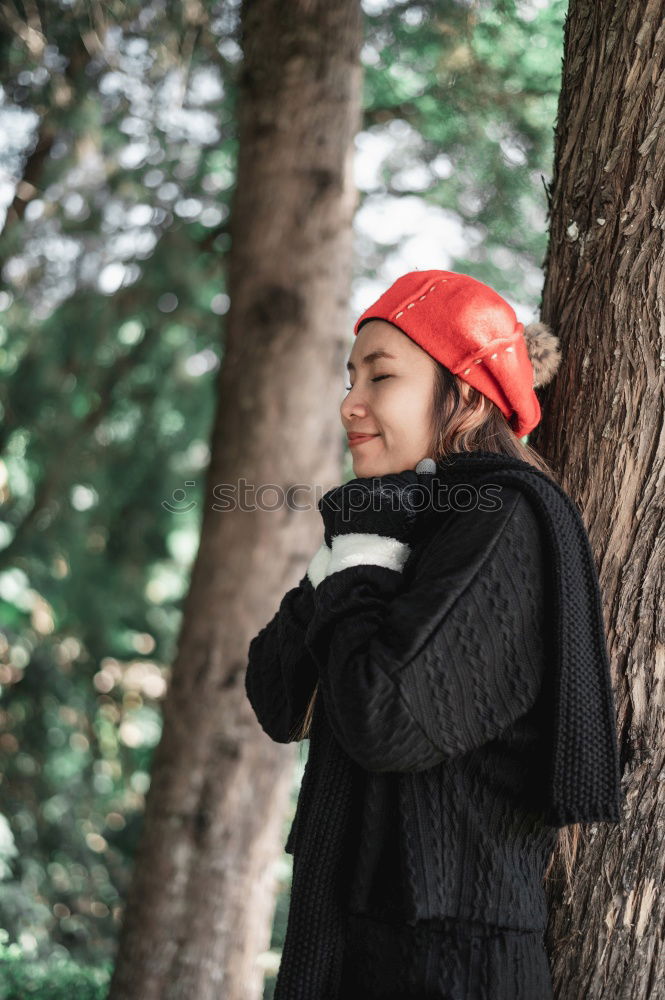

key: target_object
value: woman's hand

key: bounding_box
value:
[318,468,433,547]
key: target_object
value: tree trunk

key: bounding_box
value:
[531,0,664,995]
[108,2,363,998]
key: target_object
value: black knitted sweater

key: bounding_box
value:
[245,450,624,1000]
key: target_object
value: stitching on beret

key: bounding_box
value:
[462,344,518,374]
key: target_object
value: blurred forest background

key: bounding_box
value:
[0,0,567,996]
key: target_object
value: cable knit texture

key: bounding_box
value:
[244,450,623,1000]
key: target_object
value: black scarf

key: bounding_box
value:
[274,693,364,1000]
[432,449,623,827]
[273,448,623,1000]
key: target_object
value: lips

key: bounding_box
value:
[348,433,379,446]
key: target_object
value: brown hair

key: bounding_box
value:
[294,359,581,892]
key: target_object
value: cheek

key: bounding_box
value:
[389,384,427,418]
[386,387,432,438]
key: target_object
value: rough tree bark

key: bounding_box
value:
[108,2,363,998]
[530,0,664,996]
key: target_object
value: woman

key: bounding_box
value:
[245,269,623,1000]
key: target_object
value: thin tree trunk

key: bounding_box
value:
[531,0,664,995]
[108,2,363,998]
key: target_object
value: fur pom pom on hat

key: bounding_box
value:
[523,320,561,389]
[354,269,562,438]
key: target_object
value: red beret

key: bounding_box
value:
[353,269,540,438]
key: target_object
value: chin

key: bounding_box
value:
[353,457,386,479]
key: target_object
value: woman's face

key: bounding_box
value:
[341,319,438,478]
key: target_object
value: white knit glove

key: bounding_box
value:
[306,540,332,589]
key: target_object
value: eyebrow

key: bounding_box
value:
[346,348,397,372]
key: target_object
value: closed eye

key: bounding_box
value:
[344,375,392,391]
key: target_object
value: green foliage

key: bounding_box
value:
[0,930,111,1000]
[0,0,237,969]
[358,0,567,299]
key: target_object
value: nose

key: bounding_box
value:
[340,383,370,424]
